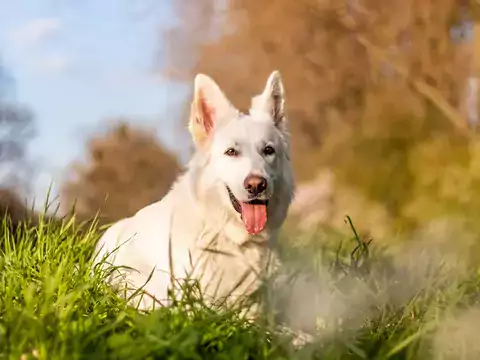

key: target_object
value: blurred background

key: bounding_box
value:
[1,0,480,247]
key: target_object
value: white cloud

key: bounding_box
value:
[10,17,61,48]
[36,53,71,73]
[8,18,71,75]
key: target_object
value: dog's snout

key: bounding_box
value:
[244,175,267,196]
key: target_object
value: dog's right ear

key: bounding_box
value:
[189,74,233,147]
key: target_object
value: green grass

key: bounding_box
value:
[1,214,480,360]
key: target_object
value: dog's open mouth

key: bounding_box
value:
[226,186,269,235]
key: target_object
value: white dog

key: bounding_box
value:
[93,70,295,312]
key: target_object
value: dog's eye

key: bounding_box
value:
[263,146,275,156]
[225,148,239,157]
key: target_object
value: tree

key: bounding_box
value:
[161,0,470,181]
[0,60,35,190]
[159,0,480,236]
[61,121,182,224]
[0,57,36,231]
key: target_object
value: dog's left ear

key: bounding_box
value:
[189,74,234,147]
[252,70,287,132]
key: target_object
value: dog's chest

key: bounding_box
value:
[190,232,272,301]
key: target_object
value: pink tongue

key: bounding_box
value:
[240,203,267,235]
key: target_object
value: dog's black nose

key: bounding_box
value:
[244,175,267,196]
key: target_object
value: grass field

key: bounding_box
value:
[1,214,480,360]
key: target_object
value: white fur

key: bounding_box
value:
[93,71,295,311]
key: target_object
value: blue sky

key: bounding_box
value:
[0,0,190,207]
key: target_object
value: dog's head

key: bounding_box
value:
[188,71,294,236]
